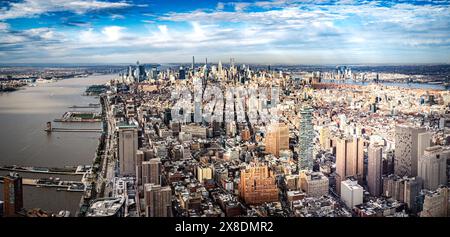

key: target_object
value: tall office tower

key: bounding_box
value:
[179,66,186,80]
[394,125,426,177]
[418,132,432,159]
[150,66,158,80]
[3,172,23,217]
[335,136,364,194]
[265,123,289,158]
[420,187,449,217]
[368,143,383,196]
[238,163,279,205]
[192,56,195,70]
[418,146,450,190]
[136,150,144,186]
[144,184,172,217]
[142,158,161,185]
[117,124,138,176]
[298,106,314,171]
[218,60,223,78]
[340,179,363,208]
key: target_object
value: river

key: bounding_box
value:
[0,74,113,215]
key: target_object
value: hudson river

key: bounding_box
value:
[0,74,112,215]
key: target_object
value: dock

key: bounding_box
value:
[0,165,90,175]
[0,177,85,192]
[44,121,102,133]
[68,103,100,109]
[49,128,102,133]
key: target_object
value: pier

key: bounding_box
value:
[68,103,100,109]
[0,165,90,175]
[45,121,102,133]
[0,177,85,192]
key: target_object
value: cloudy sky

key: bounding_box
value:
[0,0,449,64]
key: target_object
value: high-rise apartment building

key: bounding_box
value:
[418,146,449,190]
[298,106,314,171]
[117,124,139,176]
[382,175,421,213]
[142,158,161,185]
[2,172,23,217]
[265,123,289,158]
[335,136,364,194]
[144,184,172,217]
[368,143,383,196]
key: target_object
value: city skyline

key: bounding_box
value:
[1,0,450,64]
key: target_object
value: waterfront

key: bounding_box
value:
[0,74,112,214]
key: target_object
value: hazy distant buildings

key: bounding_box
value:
[368,143,383,196]
[118,124,138,176]
[2,172,23,217]
[418,146,449,190]
[265,123,289,158]
[298,106,314,171]
[238,164,278,205]
[335,136,364,194]
[394,125,427,177]
[144,184,172,217]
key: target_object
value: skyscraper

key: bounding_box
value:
[117,124,138,176]
[142,158,161,185]
[335,136,364,194]
[265,123,289,157]
[418,146,449,190]
[3,172,23,217]
[144,184,172,217]
[368,143,383,196]
[179,66,186,80]
[394,125,426,177]
[298,106,314,171]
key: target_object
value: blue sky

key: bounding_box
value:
[0,0,450,64]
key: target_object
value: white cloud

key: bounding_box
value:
[24,27,55,40]
[216,2,225,10]
[233,3,251,12]
[0,0,132,20]
[102,26,125,42]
